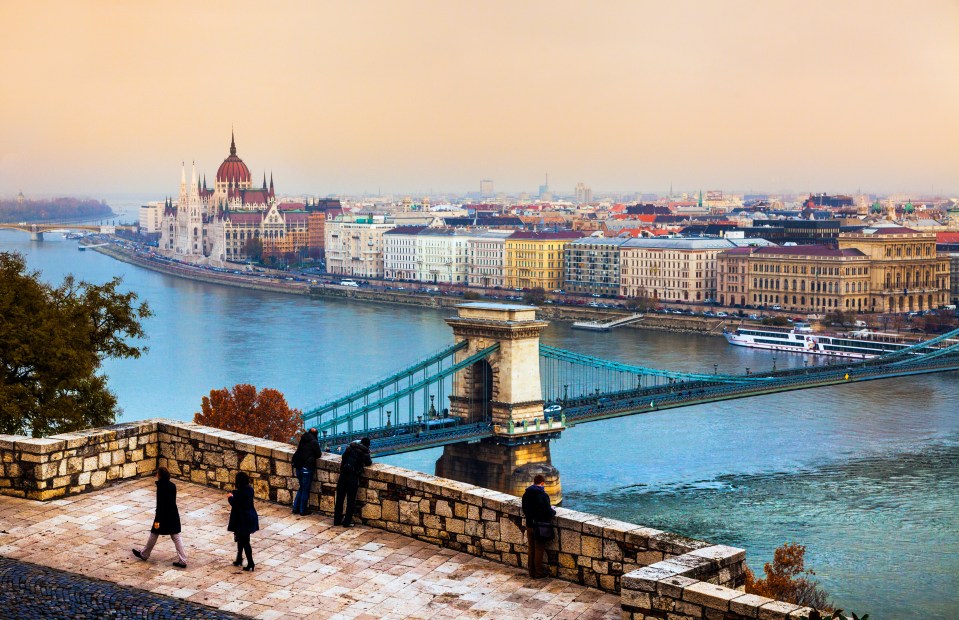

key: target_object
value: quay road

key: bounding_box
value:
[323,350,959,456]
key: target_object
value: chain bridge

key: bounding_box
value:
[303,303,959,501]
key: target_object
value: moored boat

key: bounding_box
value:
[723,324,925,359]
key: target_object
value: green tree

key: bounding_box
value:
[0,252,151,437]
[624,289,657,312]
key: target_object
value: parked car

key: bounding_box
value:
[544,404,563,415]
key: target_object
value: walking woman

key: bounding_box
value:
[132,467,188,568]
[227,471,258,571]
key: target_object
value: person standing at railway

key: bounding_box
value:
[522,474,556,579]
[228,471,258,571]
[291,428,322,516]
[132,467,188,568]
[333,437,372,527]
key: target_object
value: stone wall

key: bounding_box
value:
[3,419,750,604]
[621,560,813,619]
[0,422,158,500]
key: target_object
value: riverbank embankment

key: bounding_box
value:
[93,240,730,335]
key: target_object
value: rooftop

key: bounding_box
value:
[0,477,619,619]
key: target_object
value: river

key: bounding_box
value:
[3,225,957,618]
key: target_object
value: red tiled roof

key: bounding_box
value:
[226,212,263,225]
[937,232,959,243]
[508,231,585,240]
[241,189,269,204]
[284,212,309,223]
[277,202,305,211]
[754,246,865,257]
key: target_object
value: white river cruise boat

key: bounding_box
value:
[723,324,924,359]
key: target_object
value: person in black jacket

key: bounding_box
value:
[227,471,259,571]
[333,437,372,527]
[521,474,556,579]
[291,428,321,516]
[132,467,187,568]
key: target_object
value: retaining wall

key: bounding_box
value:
[3,419,765,611]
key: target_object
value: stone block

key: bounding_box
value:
[435,500,452,517]
[137,460,156,475]
[622,589,652,610]
[361,503,382,520]
[559,529,582,555]
[90,470,107,487]
[275,460,292,477]
[604,538,624,562]
[399,500,420,524]
[757,601,802,620]
[446,518,465,535]
[145,443,159,458]
[657,575,699,600]
[98,452,111,468]
[77,471,91,486]
[689,545,747,568]
[276,488,291,504]
[422,514,442,530]
[381,500,399,522]
[582,535,602,558]
[729,593,772,617]
[558,553,577,569]
[255,456,271,474]
[683,582,741,611]
[122,462,138,478]
[238,452,255,471]
[52,475,72,488]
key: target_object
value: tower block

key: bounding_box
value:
[436,303,563,503]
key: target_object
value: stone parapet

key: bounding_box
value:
[0,421,159,500]
[620,548,805,620]
[3,419,763,607]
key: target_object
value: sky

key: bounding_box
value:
[1,1,957,199]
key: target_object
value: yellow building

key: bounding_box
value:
[838,226,950,312]
[505,231,585,290]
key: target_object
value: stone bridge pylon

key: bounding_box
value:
[436,303,564,503]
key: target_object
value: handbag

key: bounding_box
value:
[533,520,555,541]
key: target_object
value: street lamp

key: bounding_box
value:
[386,410,391,428]
[713,364,718,375]
[563,384,569,403]
[771,356,777,372]
[745,367,750,375]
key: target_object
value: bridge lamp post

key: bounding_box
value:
[386,410,391,428]
[713,364,718,375]
[563,384,569,404]
[772,356,777,372]
[745,367,750,375]
[803,359,809,373]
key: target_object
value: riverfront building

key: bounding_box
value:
[467,230,513,289]
[717,246,871,312]
[325,215,396,278]
[619,238,741,303]
[159,134,331,264]
[504,231,586,290]
[837,226,950,312]
[563,237,629,296]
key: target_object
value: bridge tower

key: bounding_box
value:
[29,224,43,242]
[436,303,563,503]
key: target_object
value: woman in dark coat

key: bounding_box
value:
[132,467,187,568]
[228,471,258,571]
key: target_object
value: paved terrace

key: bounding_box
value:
[0,478,620,620]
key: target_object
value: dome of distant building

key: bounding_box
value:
[215,133,251,185]
[903,201,914,213]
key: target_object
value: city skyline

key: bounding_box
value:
[1,1,957,197]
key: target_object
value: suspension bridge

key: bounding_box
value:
[303,303,959,500]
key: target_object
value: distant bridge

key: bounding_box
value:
[304,304,959,458]
[0,222,137,240]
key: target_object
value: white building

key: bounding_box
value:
[324,215,395,278]
[139,202,165,234]
[414,228,473,284]
[467,230,513,288]
[384,226,428,281]
[620,238,748,302]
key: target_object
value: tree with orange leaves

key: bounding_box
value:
[194,384,303,444]
[744,542,829,609]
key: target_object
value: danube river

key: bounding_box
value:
[4,229,957,618]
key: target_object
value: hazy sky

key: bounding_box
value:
[1,1,957,199]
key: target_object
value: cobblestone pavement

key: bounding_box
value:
[0,478,620,619]
[0,556,244,619]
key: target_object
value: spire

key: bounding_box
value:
[180,162,186,187]
[263,172,267,190]
[203,174,207,190]
[230,130,237,157]
[191,161,197,189]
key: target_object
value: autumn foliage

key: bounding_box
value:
[744,543,830,610]
[194,384,303,444]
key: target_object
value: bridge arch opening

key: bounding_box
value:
[460,359,493,424]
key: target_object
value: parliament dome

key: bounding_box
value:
[215,133,252,185]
